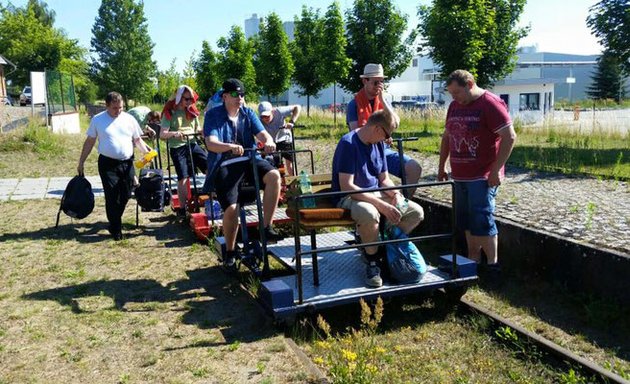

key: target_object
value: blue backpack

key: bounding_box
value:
[385,226,427,284]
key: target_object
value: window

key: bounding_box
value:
[519,93,540,111]
[412,58,418,67]
[500,94,509,106]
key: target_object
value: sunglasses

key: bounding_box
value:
[228,91,245,98]
[380,126,391,140]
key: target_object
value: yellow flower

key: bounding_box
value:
[313,357,324,365]
[315,340,330,349]
[374,346,386,354]
[366,363,378,375]
[341,349,357,362]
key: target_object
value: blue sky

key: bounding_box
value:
[10,0,602,72]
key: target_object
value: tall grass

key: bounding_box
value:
[0,119,64,156]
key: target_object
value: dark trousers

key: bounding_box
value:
[98,155,134,234]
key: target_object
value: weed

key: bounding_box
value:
[558,368,587,384]
[256,361,266,374]
[118,373,131,384]
[191,366,211,378]
[228,340,241,351]
[313,298,385,384]
[585,202,597,229]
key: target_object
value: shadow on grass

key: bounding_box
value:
[22,266,274,347]
[479,275,630,363]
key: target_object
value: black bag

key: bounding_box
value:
[56,175,95,227]
[135,168,170,212]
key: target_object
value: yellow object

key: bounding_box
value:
[134,149,158,168]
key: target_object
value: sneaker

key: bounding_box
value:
[263,226,284,243]
[365,262,383,288]
[223,250,238,271]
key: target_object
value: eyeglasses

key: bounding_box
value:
[183,97,194,102]
[228,91,245,98]
[371,80,384,85]
[380,126,391,140]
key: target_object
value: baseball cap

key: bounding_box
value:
[258,101,273,117]
[222,78,245,94]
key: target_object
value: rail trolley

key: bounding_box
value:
[212,138,479,322]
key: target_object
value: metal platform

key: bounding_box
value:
[264,231,477,318]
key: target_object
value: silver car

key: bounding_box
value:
[19,86,31,106]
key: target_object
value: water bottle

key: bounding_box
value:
[298,170,316,208]
[134,149,158,169]
[205,199,223,220]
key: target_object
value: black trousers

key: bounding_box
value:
[98,155,134,234]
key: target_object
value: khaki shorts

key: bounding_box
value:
[338,191,424,227]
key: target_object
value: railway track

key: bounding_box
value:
[458,296,629,384]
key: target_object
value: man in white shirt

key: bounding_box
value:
[77,92,151,240]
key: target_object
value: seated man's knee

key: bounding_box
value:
[264,169,281,185]
[405,159,422,181]
[351,202,380,227]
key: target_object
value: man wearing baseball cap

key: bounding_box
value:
[346,63,423,196]
[203,78,283,269]
[258,101,301,176]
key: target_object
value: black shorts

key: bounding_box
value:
[214,158,276,209]
[169,143,207,180]
[276,141,294,161]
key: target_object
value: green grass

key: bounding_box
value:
[298,108,630,180]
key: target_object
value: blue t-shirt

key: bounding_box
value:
[331,130,387,200]
[203,105,265,191]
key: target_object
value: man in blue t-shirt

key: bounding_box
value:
[332,96,424,288]
[203,78,283,268]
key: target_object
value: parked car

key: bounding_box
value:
[392,100,438,110]
[19,86,31,106]
[1,95,12,106]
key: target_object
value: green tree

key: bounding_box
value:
[181,51,197,92]
[418,0,529,88]
[586,50,627,102]
[255,12,294,100]
[193,41,220,102]
[587,0,630,74]
[25,0,55,27]
[320,1,351,119]
[342,0,416,93]
[216,25,257,101]
[90,0,156,107]
[291,6,325,115]
[0,3,84,88]
[154,58,180,104]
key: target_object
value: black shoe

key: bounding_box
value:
[365,262,383,288]
[223,250,239,272]
[263,226,284,243]
[107,226,123,241]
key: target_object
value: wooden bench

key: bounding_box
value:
[285,173,355,286]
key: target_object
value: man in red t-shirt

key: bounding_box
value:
[438,70,517,271]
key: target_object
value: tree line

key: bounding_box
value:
[0,0,626,109]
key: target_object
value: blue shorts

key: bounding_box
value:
[454,180,498,236]
[384,146,411,179]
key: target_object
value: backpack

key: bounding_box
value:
[135,168,170,212]
[385,226,427,284]
[56,175,95,227]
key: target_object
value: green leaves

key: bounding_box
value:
[587,0,630,75]
[418,0,529,88]
[341,0,415,93]
[255,13,294,99]
[90,0,156,106]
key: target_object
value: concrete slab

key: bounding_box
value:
[10,194,45,200]
[0,178,18,186]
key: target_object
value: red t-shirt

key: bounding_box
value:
[445,91,512,181]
